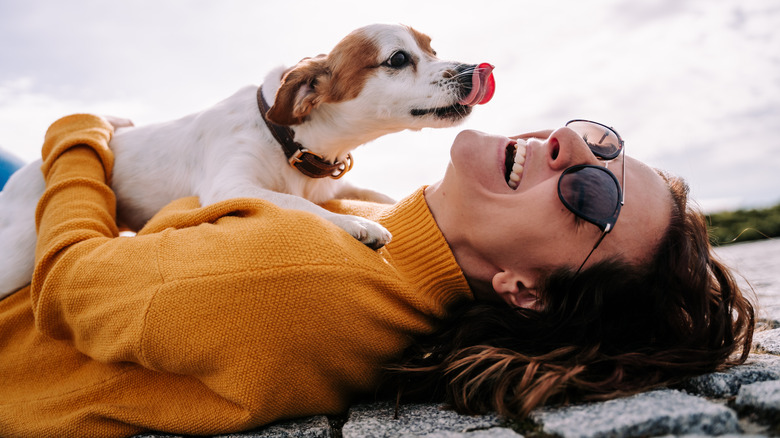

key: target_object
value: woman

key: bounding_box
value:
[0,114,753,436]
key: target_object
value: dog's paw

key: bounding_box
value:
[328,214,392,250]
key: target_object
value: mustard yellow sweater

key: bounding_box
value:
[0,114,472,437]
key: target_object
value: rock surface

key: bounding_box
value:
[340,402,508,438]
[132,240,780,437]
[133,352,780,437]
[531,389,740,437]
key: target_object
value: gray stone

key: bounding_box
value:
[683,354,780,397]
[341,402,506,438]
[133,435,185,438]
[215,416,332,437]
[421,427,523,437]
[530,389,741,437]
[754,329,780,355]
[132,416,331,438]
[653,435,766,438]
[735,380,780,417]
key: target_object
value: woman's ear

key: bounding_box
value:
[492,271,538,309]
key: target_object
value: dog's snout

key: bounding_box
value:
[454,64,477,81]
[451,63,495,107]
[454,64,477,74]
[453,64,478,98]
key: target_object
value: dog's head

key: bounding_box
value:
[266,24,494,130]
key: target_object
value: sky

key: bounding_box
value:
[1,0,778,213]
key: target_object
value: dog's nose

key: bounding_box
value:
[455,63,495,106]
[454,64,476,87]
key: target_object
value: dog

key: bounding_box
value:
[0,23,495,298]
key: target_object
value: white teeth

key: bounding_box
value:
[514,149,525,165]
[507,140,527,190]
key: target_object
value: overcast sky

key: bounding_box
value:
[1,0,778,212]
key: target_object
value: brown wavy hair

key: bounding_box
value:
[385,171,755,417]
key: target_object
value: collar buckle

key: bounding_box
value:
[258,85,354,180]
[288,148,353,179]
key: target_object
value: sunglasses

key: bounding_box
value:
[557,120,625,273]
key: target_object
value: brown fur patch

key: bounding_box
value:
[320,29,380,102]
[407,26,436,57]
[267,30,380,125]
[267,56,330,125]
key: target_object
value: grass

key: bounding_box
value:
[706,203,780,246]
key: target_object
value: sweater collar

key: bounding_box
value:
[377,187,474,312]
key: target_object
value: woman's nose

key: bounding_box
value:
[545,127,599,171]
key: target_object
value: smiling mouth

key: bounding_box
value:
[504,143,515,185]
[504,140,527,190]
[410,103,473,120]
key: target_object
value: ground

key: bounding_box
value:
[135,240,780,437]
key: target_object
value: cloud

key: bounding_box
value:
[0,78,150,162]
[1,0,778,212]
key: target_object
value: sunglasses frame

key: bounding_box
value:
[566,119,624,160]
[557,164,622,233]
[561,120,626,273]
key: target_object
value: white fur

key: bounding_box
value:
[0,24,483,298]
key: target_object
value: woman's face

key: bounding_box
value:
[424,126,672,308]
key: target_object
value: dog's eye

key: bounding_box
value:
[386,51,410,68]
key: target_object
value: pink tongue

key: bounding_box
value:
[458,63,495,106]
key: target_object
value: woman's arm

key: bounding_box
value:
[26,115,470,426]
[31,114,165,365]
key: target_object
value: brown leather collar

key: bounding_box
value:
[257,86,353,179]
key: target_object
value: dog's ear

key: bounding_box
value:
[267,56,330,126]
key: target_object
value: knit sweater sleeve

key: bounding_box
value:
[32,114,164,365]
[29,114,472,426]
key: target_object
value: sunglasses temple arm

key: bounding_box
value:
[621,146,626,205]
[575,230,608,275]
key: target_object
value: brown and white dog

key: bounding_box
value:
[0,23,495,298]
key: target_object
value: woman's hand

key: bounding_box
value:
[103,115,134,131]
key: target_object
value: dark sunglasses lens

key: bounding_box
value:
[559,167,620,223]
[566,120,621,160]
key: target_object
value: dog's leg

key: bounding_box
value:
[0,161,46,298]
[203,187,392,249]
[335,182,396,204]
